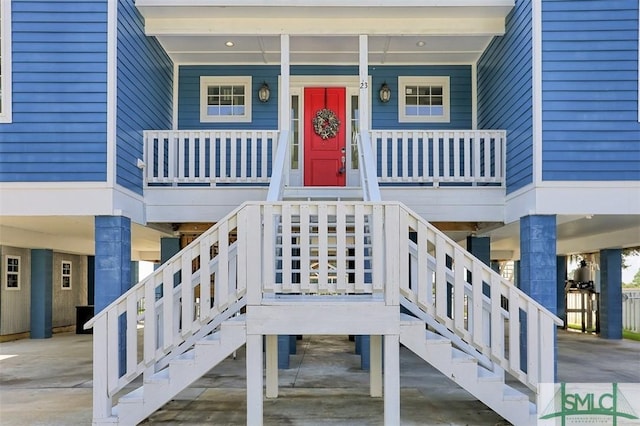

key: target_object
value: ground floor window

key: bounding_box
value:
[61,260,72,289]
[5,255,20,289]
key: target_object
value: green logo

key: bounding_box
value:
[540,383,639,425]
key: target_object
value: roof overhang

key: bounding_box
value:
[135,0,514,64]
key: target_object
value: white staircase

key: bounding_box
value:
[400,313,536,426]
[85,200,561,425]
[114,314,246,426]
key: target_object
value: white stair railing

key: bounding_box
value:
[85,204,248,422]
[266,130,290,201]
[356,132,381,202]
[87,200,560,423]
[370,130,505,186]
[400,208,563,390]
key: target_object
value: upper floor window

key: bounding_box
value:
[0,0,12,123]
[398,76,450,123]
[61,261,72,290]
[200,76,252,123]
[5,255,20,290]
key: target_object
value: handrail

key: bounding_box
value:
[266,130,290,201]
[399,205,562,390]
[356,132,381,201]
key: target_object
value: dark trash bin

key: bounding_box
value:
[76,305,94,334]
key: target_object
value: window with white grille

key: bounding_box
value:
[61,261,72,290]
[5,255,20,290]
[398,77,450,123]
[200,76,252,122]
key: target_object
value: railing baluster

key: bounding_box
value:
[143,275,157,368]
[381,131,388,180]
[187,132,196,181]
[411,131,419,181]
[527,303,540,387]
[181,247,194,336]
[199,233,212,321]
[126,294,138,377]
[162,265,174,351]
[107,309,119,393]
[299,204,311,293]
[282,203,292,292]
[491,276,505,361]
[372,204,385,293]
[198,131,206,181]
[508,286,521,375]
[471,260,484,348]
[336,203,347,293]
[435,235,448,320]
[317,203,329,293]
[262,204,275,292]
[463,132,471,181]
[216,220,230,310]
[453,249,466,334]
[355,204,365,292]
[483,131,491,181]
[401,131,409,181]
[453,131,461,181]
[219,132,227,180]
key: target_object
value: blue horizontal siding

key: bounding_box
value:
[178,65,280,130]
[178,65,472,130]
[541,0,640,181]
[116,0,173,194]
[478,0,533,194]
[0,1,108,183]
[370,66,472,130]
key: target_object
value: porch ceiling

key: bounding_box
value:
[136,0,514,64]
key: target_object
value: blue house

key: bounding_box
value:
[0,0,638,424]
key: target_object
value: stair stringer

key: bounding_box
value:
[114,315,247,426]
[399,313,536,426]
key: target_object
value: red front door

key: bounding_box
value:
[304,87,346,186]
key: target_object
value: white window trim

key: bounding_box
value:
[199,76,252,123]
[0,0,12,123]
[398,76,450,123]
[5,255,20,290]
[61,260,72,290]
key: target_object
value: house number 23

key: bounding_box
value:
[360,81,368,89]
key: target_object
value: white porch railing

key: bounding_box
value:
[86,201,559,421]
[143,129,506,188]
[623,289,640,332]
[143,130,279,185]
[370,130,506,186]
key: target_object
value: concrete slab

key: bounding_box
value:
[0,330,638,425]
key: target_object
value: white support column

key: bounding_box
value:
[370,335,383,397]
[280,34,291,132]
[384,334,400,425]
[246,334,264,426]
[266,335,279,398]
[359,35,370,133]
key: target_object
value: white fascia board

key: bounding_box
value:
[137,0,514,6]
[381,187,506,223]
[505,181,640,223]
[113,185,146,225]
[0,183,114,216]
[144,17,508,37]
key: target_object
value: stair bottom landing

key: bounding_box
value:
[143,335,511,425]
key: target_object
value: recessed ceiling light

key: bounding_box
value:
[416,41,425,47]
[225,41,235,47]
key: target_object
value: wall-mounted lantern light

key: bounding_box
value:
[258,82,270,103]
[379,82,391,103]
